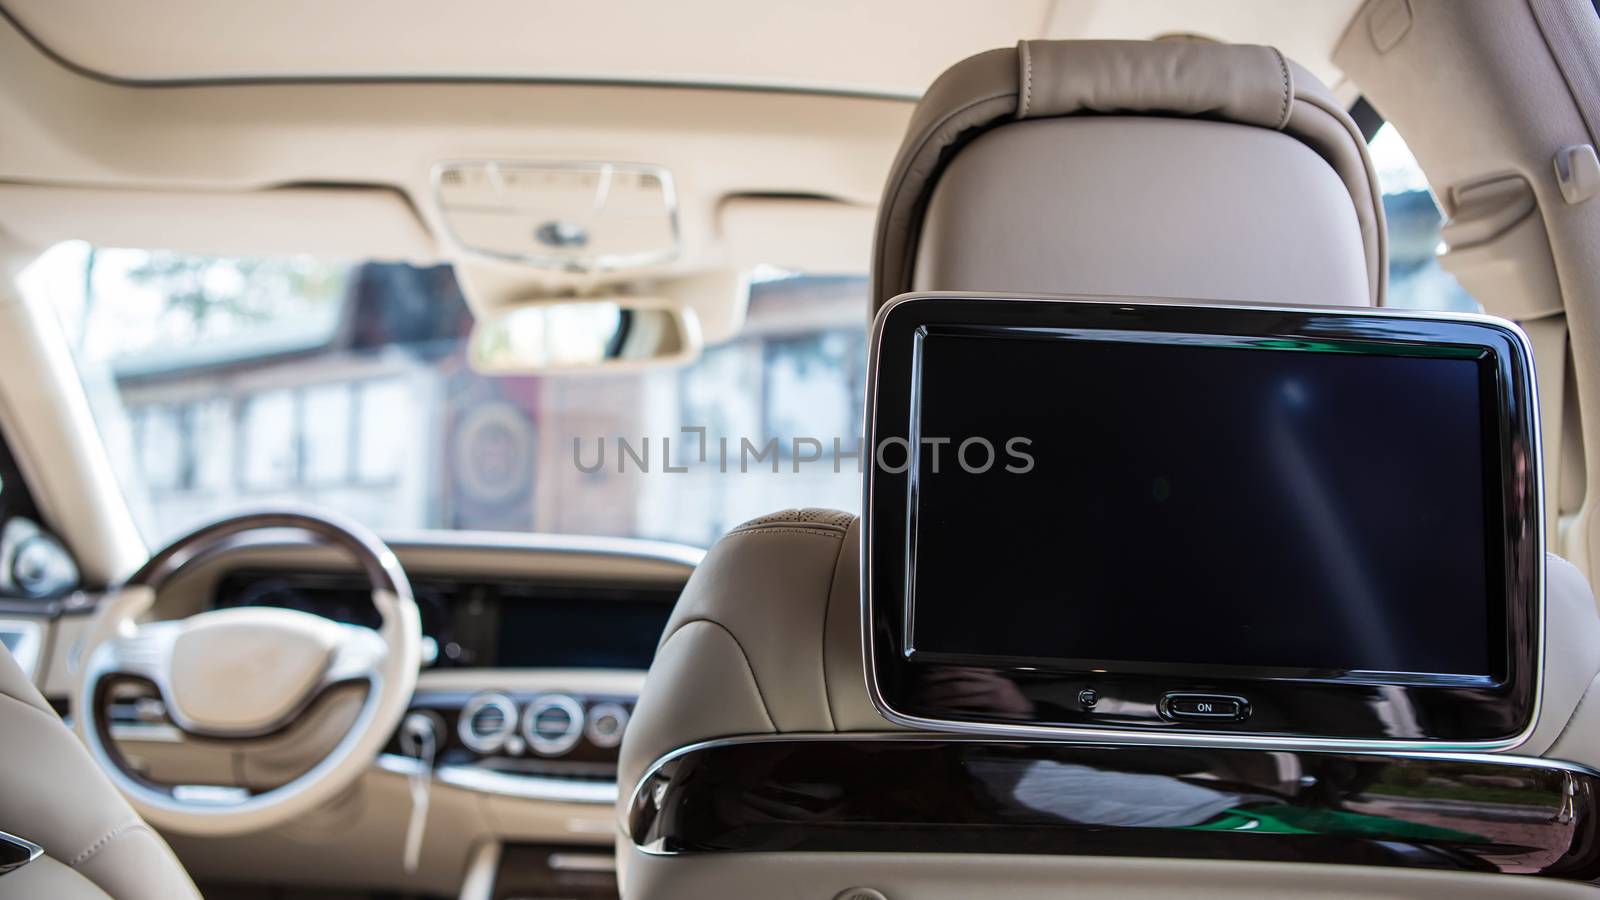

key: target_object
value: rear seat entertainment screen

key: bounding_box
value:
[864,295,1541,746]
[909,330,1495,678]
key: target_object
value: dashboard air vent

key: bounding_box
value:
[458,692,518,754]
[523,693,586,756]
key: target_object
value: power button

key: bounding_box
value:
[1159,693,1249,723]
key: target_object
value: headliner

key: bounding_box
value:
[1,0,1363,97]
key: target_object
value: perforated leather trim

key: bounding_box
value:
[1019,41,1034,118]
[729,508,856,534]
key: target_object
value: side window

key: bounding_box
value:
[0,431,80,599]
[1367,121,1479,313]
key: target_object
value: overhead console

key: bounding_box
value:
[863,293,1543,749]
[434,160,679,272]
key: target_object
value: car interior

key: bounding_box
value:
[3,1,1600,898]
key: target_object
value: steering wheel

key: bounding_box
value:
[70,509,421,836]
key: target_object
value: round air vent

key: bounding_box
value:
[457,692,518,754]
[522,693,585,756]
[584,701,630,749]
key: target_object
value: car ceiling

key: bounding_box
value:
[1,0,1364,96]
[0,0,1370,321]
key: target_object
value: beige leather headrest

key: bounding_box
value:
[872,40,1387,310]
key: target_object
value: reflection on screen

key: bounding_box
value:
[909,332,1493,677]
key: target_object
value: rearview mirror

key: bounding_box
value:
[468,299,701,375]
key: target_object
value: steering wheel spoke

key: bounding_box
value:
[87,620,183,686]
[322,623,390,688]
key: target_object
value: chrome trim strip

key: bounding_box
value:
[437,764,617,805]
[380,528,705,569]
[0,830,42,877]
[377,754,618,805]
[170,784,250,806]
[625,731,1600,830]
[860,291,1547,754]
[458,841,501,900]
[0,618,43,679]
[548,851,617,873]
[377,754,425,776]
[110,722,184,743]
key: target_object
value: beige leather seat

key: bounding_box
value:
[872,39,1384,310]
[0,648,199,899]
[617,40,1600,899]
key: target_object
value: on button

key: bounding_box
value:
[1161,693,1249,722]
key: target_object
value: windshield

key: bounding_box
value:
[20,243,866,548]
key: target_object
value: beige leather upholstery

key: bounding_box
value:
[1533,553,1600,758]
[617,509,1600,896]
[618,510,875,796]
[624,35,1396,813]
[620,42,1392,898]
[872,39,1386,311]
[617,39,1597,898]
[0,647,199,900]
[1,855,114,900]
[622,851,1600,900]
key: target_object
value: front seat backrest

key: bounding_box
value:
[617,40,1394,898]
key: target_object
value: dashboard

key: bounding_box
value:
[48,532,703,897]
[214,569,679,671]
[204,566,682,805]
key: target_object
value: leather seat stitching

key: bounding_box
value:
[69,819,142,868]
[1020,41,1033,118]
[895,90,1017,188]
[877,87,1018,294]
[0,693,163,874]
[817,527,851,732]
[1290,90,1388,303]
[1272,47,1291,129]
[1544,557,1600,751]
[657,618,777,732]
[1548,670,1600,753]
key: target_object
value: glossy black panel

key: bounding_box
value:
[630,739,1600,883]
[491,844,618,900]
[864,296,1542,745]
[0,830,41,876]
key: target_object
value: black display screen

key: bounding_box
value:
[214,570,678,671]
[494,595,673,670]
[909,329,1498,679]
